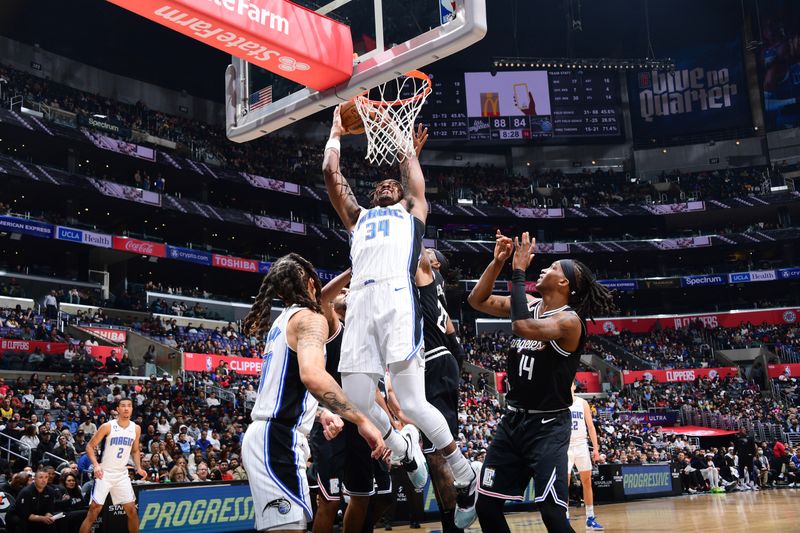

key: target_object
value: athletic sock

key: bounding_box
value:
[444,449,474,486]
[586,505,594,518]
[385,429,410,460]
[441,509,463,533]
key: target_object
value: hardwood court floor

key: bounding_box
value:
[386,489,800,532]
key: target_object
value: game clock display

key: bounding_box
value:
[418,69,623,142]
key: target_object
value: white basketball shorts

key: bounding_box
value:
[91,472,135,505]
[339,278,423,375]
[567,441,592,473]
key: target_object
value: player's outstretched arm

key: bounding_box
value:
[468,230,515,317]
[323,106,361,231]
[320,267,351,329]
[292,310,387,459]
[401,123,429,223]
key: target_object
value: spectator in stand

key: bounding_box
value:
[193,463,210,482]
[15,469,61,533]
[43,292,58,320]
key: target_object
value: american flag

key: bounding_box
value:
[249,86,272,110]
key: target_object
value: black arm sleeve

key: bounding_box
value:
[446,331,465,369]
[510,269,532,322]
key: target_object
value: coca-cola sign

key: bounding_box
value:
[112,236,166,257]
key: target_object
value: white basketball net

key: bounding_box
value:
[354,71,431,166]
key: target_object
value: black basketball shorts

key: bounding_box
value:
[477,409,571,510]
[310,419,375,500]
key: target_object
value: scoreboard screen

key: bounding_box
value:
[418,69,623,142]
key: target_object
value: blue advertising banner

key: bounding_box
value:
[777,268,800,280]
[729,270,777,284]
[138,483,254,533]
[0,216,53,238]
[598,279,637,292]
[628,40,750,138]
[621,464,673,496]
[680,274,726,287]
[166,245,213,267]
[56,226,113,248]
[757,1,800,129]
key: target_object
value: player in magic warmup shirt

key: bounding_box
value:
[324,109,479,527]
[240,254,387,532]
[568,382,603,530]
[79,398,146,533]
[468,231,616,533]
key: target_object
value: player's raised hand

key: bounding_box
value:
[330,105,347,138]
[413,123,429,157]
[320,410,345,440]
[512,232,536,271]
[494,229,513,264]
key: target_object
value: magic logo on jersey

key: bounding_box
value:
[109,436,134,446]
[356,207,405,230]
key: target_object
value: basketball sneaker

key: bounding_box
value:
[454,461,482,529]
[397,424,428,490]
[586,516,604,530]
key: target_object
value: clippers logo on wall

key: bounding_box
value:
[628,40,751,138]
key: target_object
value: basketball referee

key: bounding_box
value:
[468,231,616,533]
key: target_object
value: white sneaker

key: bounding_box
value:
[454,461,481,529]
[398,425,428,490]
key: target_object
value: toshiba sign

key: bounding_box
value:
[105,0,353,91]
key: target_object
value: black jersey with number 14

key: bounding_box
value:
[505,301,585,412]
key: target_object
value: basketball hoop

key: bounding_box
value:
[354,70,432,166]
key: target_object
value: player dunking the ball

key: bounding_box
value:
[468,231,616,533]
[323,106,480,528]
[79,398,145,533]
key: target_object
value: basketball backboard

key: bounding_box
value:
[225,0,486,142]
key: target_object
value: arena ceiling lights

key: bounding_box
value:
[492,57,675,71]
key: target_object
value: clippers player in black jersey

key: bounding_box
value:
[468,231,616,533]
[309,268,390,533]
[415,249,471,533]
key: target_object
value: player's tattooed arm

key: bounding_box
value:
[295,311,365,425]
[400,125,428,222]
[323,107,361,230]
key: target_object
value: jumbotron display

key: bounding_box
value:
[420,69,623,141]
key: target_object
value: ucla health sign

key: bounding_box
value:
[728,270,777,284]
[681,274,726,287]
[56,226,112,248]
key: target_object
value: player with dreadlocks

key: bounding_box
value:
[240,253,387,533]
[468,231,616,533]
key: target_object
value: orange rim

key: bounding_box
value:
[355,70,432,107]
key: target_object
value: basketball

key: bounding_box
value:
[340,99,365,135]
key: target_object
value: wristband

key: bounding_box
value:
[325,138,341,153]
[510,269,532,322]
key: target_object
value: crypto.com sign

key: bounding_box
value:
[106,0,354,91]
